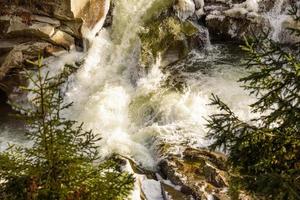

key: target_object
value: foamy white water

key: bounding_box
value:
[59,0,259,169]
[265,0,288,42]
[64,21,257,170]
[1,0,258,170]
[64,0,161,168]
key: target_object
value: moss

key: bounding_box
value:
[140,15,198,66]
[182,21,198,36]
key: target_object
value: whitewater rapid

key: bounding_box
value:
[60,0,257,168]
[0,0,260,169]
[62,40,257,168]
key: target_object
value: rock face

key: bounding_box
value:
[203,0,266,41]
[0,0,108,98]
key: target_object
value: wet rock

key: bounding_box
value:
[204,0,265,41]
[158,146,230,200]
[0,0,107,31]
[140,14,209,67]
[1,16,74,49]
[161,182,191,200]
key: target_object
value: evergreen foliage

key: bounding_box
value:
[0,58,134,200]
[206,4,300,200]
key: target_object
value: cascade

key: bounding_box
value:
[265,0,287,41]
[64,0,162,168]
[1,0,257,169]
[64,0,257,166]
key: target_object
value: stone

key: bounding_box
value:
[31,15,60,27]
[194,0,204,10]
[1,16,74,49]
[158,145,230,200]
[140,15,209,67]
[26,0,107,35]
[161,182,191,200]
[0,0,110,100]
[50,30,75,49]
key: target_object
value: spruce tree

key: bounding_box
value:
[0,57,134,200]
[206,4,300,200]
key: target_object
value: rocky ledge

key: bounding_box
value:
[0,0,107,96]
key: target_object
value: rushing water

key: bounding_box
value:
[0,100,25,151]
[0,1,293,199]
[62,41,257,169]
[0,0,261,169]
[60,0,260,168]
[265,0,286,42]
[3,0,292,168]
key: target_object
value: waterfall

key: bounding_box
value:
[265,0,288,41]
[59,0,258,169]
[1,0,257,170]
[64,5,257,168]
[64,0,161,168]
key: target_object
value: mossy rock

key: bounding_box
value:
[140,14,200,67]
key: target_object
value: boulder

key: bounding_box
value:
[0,16,74,49]
[158,145,230,200]
[204,0,265,41]
[140,14,209,67]
[0,0,108,32]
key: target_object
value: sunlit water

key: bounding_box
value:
[3,0,286,169]
[0,43,257,168]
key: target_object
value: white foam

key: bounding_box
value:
[264,0,288,42]
[4,0,258,170]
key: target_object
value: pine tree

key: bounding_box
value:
[0,57,134,200]
[206,4,300,200]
